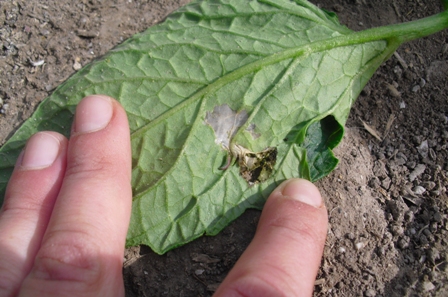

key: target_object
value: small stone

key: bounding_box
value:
[417,140,429,158]
[365,289,376,297]
[195,269,204,275]
[397,238,409,249]
[381,177,391,190]
[369,177,381,188]
[355,242,366,250]
[404,211,414,222]
[406,161,416,169]
[396,152,407,162]
[429,148,436,160]
[392,225,404,236]
[412,85,421,92]
[422,181,436,190]
[433,212,443,223]
[409,164,426,182]
[395,156,407,166]
[419,235,429,245]
[419,78,426,88]
[387,83,401,97]
[427,248,440,264]
[413,186,426,195]
[73,61,82,70]
[429,222,438,232]
[422,281,435,292]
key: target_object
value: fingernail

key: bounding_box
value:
[74,95,113,134]
[20,132,60,169]
[281,179,323,208]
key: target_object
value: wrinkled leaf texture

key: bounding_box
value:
[1,0,447,254]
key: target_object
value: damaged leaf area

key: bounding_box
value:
[205,104,277,185]
[1,0,447,254]
[232,144,277,185]
[204,104,248,150]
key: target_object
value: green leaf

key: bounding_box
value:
[1,0,447,254]
[443,0,448,11]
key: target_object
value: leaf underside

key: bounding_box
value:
[1,0,446,254]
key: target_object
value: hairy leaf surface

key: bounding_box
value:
[0,0,447,254]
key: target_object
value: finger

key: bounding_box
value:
[214,179,328,297]
[19,95,132,297]
[0,132,68,296]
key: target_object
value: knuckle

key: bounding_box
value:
[34,230,102,283]
[228,274,291,297]
[0,266,20,296]
[65,150,114,180]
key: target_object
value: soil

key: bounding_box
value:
[1,0,447,296]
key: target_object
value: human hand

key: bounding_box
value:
[0,95,327,297]
[0,95,132,296]
[213,177,327,296]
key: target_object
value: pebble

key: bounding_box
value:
[433,211,443,222]
[391,225,404,236]
[422,281,435,292]
[369,177,381,188]
[419,78,426,88]
[195,269,204,275]
[404,211,414,222]
[365,289,376,297]
[355,242,366,250]
[397,238,409,249]
[429,148,436,160]
[73,61,82,70]
[421,181,436,190]
[387,83,401,97]
[429,222,438,232]
[419,234,429,245]
[427,248,440,264]
[406,161,416,169]
[413,186,426,195]
[417,140,429,158]
[409,164,426,181]
[412,85,421,92]
[381,177,391,190]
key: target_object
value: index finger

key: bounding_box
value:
[19,95,132,297]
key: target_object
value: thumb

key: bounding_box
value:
[214,179,328,297]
